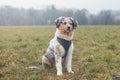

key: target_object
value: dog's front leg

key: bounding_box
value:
[55,45,63,76]
[66,54,74,74]
[66,44,74,74]
[55,55,63,75]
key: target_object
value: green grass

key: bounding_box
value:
[0,25,120,80]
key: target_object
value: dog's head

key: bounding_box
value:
[55,17,78,31]
[55,17,78,38]
[55,17,78,40]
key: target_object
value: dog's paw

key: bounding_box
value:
[68,70,74,74]
[57,72,63,76]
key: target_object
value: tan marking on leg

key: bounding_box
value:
[56,60,58,64]
[56,45,62,55]
[44,59,52,67]
[55,56,60,64]
[55,45,63,68]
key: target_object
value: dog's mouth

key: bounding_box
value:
[65,29,70,33]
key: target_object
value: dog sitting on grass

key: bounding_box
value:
[42,17,78,76]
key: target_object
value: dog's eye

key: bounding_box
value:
[69,22,73,25]
[63,22,67,25]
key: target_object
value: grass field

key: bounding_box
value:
[0,25,120,80]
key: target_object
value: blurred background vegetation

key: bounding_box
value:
[0,5,120,26]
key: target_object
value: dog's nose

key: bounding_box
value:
[67,26,70,29]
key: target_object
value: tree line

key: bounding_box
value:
[0,5,120,25]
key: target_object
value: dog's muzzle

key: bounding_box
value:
[65,26,71,32]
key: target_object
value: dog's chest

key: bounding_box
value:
[57,37,72,58]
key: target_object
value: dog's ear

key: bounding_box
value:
[73,19,78,29]
[70,18,78,29]
[55,17,65,28]
[55,18,60,28]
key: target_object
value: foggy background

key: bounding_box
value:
[0,0,120,25]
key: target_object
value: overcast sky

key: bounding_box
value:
[0,0,120,13]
